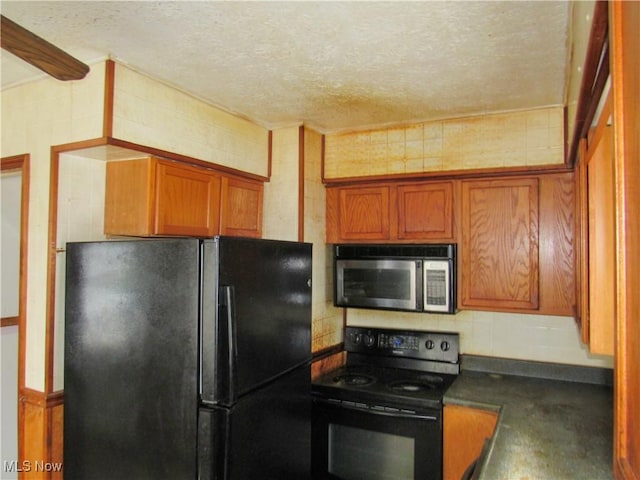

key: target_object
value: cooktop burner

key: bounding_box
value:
[333,373,376,386]
[388,380,437,393]
[313,364,457,410]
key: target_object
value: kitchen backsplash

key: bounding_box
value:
[347,308,613,368]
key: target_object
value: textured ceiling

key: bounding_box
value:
[1,1,571,133]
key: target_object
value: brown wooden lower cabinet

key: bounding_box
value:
[443,404,498,480]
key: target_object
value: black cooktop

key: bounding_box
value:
[312,363,458,410]
[312,327,461,411]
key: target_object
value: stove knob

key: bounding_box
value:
[425,339,435,350]
[351,332,362,345]
[364,333,376,347]
[441,340,450,352]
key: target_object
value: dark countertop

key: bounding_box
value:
[444,356,614,480]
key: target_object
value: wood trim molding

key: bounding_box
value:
[298,126,305,242]
[567,0,610,167]
[1,154,29,171]
[268,130,273,179]
[2,155,30,479]
[320,134,326,182]
[103,59,115,138]
[323,163,573,187]
[19,389,64,480]
[47,135,269,184]
[611,1,640,479]
[0,152,28,329]
[20,388,64,408]
[107,136,269,183]
[45,149,61,394]
[1,316,19,327]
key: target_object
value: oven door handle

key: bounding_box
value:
[323,400,438,421]
[364,408,438,421]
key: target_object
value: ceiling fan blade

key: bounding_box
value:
[1,14,89,81]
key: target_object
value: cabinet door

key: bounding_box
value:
[104,157,156,236]
[461,178,539,310]
[443,405,498,480]
[332,185,391,241]
[586,125,615,355]
[397,182,453,241]
[155,160,221,237]
[538,172,575,316]
[220,176,263,238]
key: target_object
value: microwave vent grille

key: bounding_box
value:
[335,244,455,260]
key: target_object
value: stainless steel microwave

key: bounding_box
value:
[334,244,456,314]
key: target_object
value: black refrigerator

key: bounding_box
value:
[63,236,312,480]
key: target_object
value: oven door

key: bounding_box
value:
[312,399,442,480]
[335,259,421,311]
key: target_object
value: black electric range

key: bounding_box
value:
[311,326,460,480]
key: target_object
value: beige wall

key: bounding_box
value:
[303,129,343,352]
[113,63,269,177]
[263,126,301,242]
[264,126,343,352]
[53,154,109,390]
[1,62,106,391]
[325,106,564,179]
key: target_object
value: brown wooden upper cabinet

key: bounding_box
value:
[397,182,454,240]
[220,176,263,238]
[326,172,574,315]
[326,181,454,243]
[461,177,540,311]
[105,156,263,238]
[459,173,574,315]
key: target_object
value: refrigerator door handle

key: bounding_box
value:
[220,285,237,403]
[200,285,236,406]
